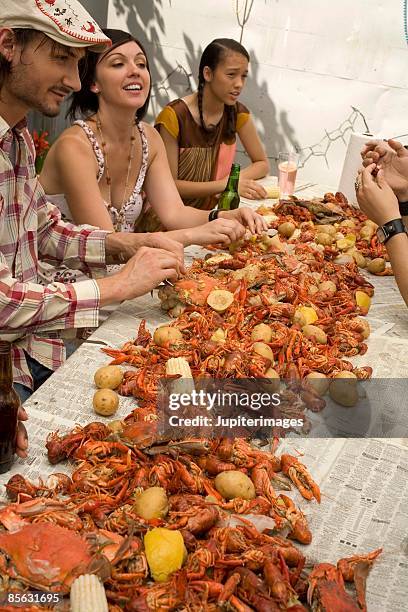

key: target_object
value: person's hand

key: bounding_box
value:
[220,207,269,234]
[187,218,246,246]
[361,139,408,200]
[112,247,185,300]
[16,406,28,459]
[238,177,268,200]
[356,164,401,226]
[106,231,184,267]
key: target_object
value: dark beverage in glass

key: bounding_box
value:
[218,163,240,210]
[0,341,20,474]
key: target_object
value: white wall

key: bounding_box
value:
[108,0,408,188]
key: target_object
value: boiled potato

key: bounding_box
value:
[215,471,256,500]
[94,365,124,390]
[334,254,354,265]
[251,323,273,343]
[210,328,227,343]
[315,232,333,246]
[302,324,327,344]
[207,289,234,313]
[329,372,358,407]
[367,258,386,274]
[253,342,274,364]
[153,326,183,347]
[316,224,337,236]
[351,249,367,268]
[308,285,319,296]
[107,419,124,434]
[93,388,119,416]
[262,367,280,393]
[304,372,329,396]
[340,219,356,229]
[278,221,296,238]
[359,225,375,241]
[134,487,169,520]
[318,280,336,294]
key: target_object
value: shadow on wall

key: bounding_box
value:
[113,0,298,172]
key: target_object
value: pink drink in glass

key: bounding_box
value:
[278,161,298,197]
[278,152,299,197]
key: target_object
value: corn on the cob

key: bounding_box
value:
[70,574,108,612]
[165,357,192,378]
[165,357,194,396]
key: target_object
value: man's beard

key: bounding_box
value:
[8,67,64,118]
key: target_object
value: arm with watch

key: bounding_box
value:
[356,164,408,307]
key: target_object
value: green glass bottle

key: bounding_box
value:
[217,163,240,210]
[0,341,20,474]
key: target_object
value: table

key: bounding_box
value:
[1,182,407,611]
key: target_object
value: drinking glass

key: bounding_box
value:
[278,152,299,197]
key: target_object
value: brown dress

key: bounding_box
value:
[133,98,250,233]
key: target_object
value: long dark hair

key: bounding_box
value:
[67,28,151,122]
[198,38,249,141]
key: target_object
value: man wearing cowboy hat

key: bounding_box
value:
[0,0,184,460]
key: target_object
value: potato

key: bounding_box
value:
[107,419,124,434]
[262,367,280,393]
[94,365,124,390]
[153,326,183,347]
[315,232,333,246]
[93,388,119,416]
[304,372,329,396]
[329,372,358,407]
[308,285,319,296]
[359,225,375,241]
[363,219,377,228]
[340,219,356,228]
[351,249,367,268]
[215,471,256,500]
[316,224,336,236]
[302,324,327,344]
[367,257,386,274]
[134,487,169,520]
[251,323,273,343]
[334,254,354,265]
[253,342,274,364]
[318,280,336,294]
[210,328,227,343]
[278,221,296,238]
[207,289,234,313]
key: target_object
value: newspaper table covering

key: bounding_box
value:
[0,182,407,611]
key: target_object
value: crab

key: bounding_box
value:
[158,274,226,316]
[0,523,105,594]
[307,563,361,611]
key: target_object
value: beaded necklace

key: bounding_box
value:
[96,113,137,231]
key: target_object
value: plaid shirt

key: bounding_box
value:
[0,115,110,388]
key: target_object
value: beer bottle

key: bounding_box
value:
[0,341,20,474]
[217,163,240,210]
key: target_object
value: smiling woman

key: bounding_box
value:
[38,28,267,304]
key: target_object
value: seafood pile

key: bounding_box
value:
[0,427,381,611]
[0,193,386,610]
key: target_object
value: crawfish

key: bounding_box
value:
[280,454,321,503]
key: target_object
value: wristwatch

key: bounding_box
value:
[398,200,408,215]
[376,218,407,244]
